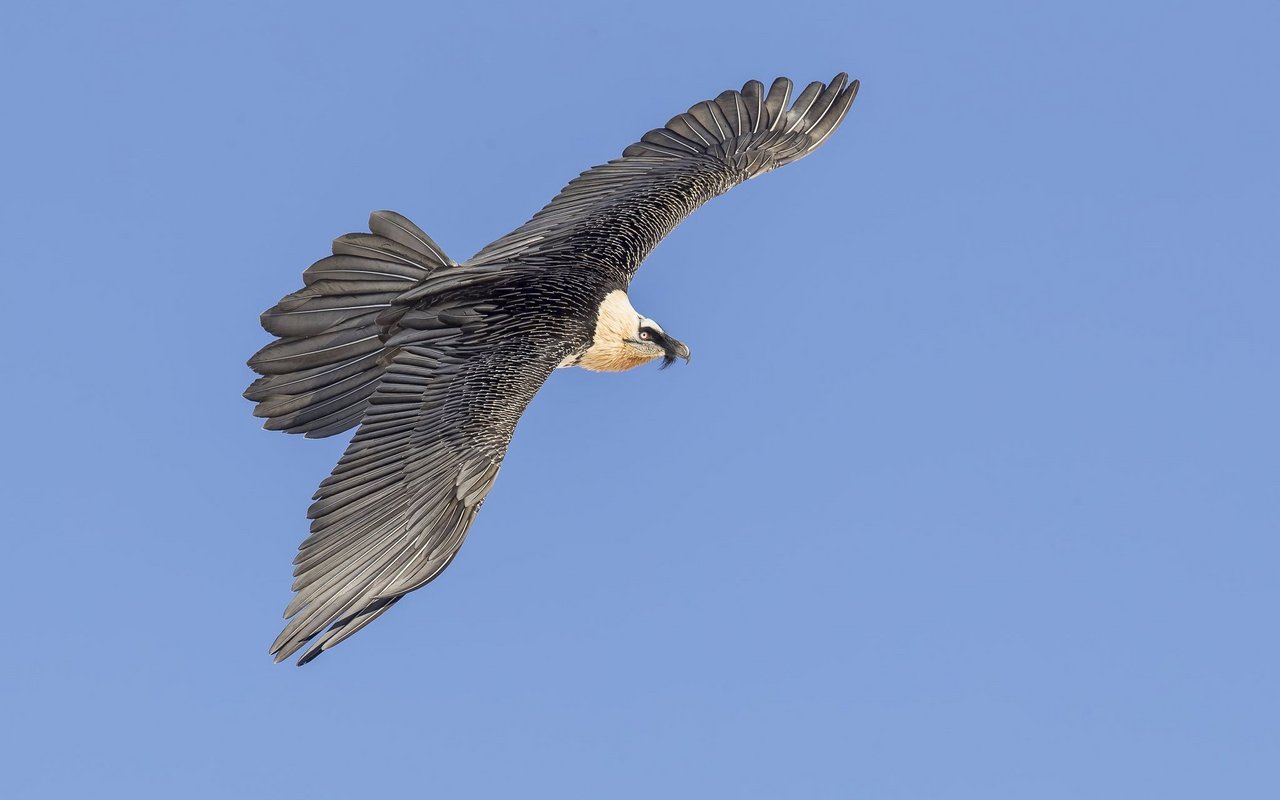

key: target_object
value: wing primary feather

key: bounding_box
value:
[800,74,849,135]
[295,595,405,665]
[763,78,793,132]
[714,90,746,138]
[668,113,715,146]
[783,81,825,134]
[740,80,765,133]
[806,80,860,149]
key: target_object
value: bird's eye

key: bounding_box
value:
[638,330,651,341]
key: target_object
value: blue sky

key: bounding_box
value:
[3,1,1277,797]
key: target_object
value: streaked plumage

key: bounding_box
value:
[246,74,859,664]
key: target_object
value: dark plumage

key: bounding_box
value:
[246,74,859,664]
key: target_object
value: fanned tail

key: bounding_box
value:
[245,211,456,438]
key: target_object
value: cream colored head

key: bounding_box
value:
[574,290,691,373]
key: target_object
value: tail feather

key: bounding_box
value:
[245,211,454,439]
[260,281,414,338]
[368,210,453,264]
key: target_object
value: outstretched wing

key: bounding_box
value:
[467,74,858,279]
[270,315,562,665]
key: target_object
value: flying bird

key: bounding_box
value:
[246,74,859,664]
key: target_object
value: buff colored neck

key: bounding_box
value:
[574,290,660,373]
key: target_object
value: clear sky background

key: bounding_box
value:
[2,1,1276,798]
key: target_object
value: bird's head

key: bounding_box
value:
[576,290,691,372]
[629,317,691,369]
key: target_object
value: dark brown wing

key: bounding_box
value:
[466,75,859,282]
[270,317,562,665]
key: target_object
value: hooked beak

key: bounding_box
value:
[659,338,691,369]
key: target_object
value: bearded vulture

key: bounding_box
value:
[246,74,860,663]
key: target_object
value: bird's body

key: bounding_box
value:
[246,74,859,663]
